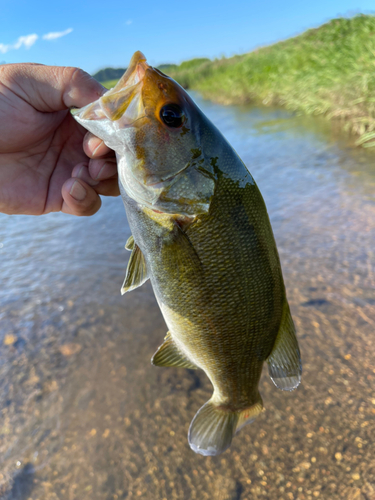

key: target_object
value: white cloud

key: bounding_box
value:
[125,20,133,25]
[42,28,73,41]
[0,27,72,55]
[14,34,38,49]
[0,34,38,54]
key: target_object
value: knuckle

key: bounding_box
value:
[64,66,86,83]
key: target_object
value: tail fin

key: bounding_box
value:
[188,397,263,456]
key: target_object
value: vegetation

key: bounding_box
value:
[157,63,178,72]
[93,67,127,83]
[100,78,120,90]
[98,65,179,90]
[96,15,375,147]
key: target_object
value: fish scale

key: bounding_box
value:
[122,168,287,413]
[72,50,302,456]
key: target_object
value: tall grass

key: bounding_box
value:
[101,79,119,90]
[99,15,375,147]
[166,15,375,147]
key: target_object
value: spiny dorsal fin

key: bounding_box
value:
[151,332,198,369]
[125,235,135,251]
[121,243,149,295]
[267,304,302,391]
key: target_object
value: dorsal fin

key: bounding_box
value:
[121,243,149,295]
[267,304,302,391]
[151,332,198,369]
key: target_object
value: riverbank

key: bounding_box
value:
[101,15,375,148]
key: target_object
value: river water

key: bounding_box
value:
[0,94,374,500]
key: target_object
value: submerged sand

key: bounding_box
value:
[0,99,374,500]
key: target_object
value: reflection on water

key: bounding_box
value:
[0,94,374,499]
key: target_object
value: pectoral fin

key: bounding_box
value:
[121,243,149,294]
[160,222,204,284]
[267,304,302,391]
[151,332,198,369]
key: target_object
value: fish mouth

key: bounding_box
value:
[72,51,149,127]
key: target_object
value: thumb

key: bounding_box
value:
[2,63,106,112]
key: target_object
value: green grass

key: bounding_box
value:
[101,79,120,90]
[98,15,375,147]
[167,15,375,147]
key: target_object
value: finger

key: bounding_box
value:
[5,64,106,112]
[88,158,117,181]
[83,132,113,158]
[61,178,102,216]
[71,163,100,186]
[72,163,120,197]
[94,178,120,197]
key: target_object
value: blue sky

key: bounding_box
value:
[1,0,374,75]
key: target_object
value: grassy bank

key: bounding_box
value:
[101,15,375,147]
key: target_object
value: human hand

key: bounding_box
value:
[0,63,118,216]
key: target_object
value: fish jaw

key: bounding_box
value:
[72,51,218,216]
[71,51,149,148]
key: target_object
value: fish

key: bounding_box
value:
[72,51,302,456]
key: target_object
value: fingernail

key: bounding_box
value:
[77,165,99,186]
[87,136,102,156]
[95,162,115,180]
[93,143,103,156]
[70,181,86,201]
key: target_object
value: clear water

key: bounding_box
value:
[0,94,374,500]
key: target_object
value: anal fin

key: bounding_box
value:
[151,332,198,369]
[121,243,149,295]
[267,303,302,391]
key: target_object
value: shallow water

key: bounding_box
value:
[0,94,374,500]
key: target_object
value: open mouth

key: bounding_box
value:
[72,51,149,127]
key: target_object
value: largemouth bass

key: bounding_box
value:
[72,51,302,456]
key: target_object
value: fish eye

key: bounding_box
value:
[160,103,185,128]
